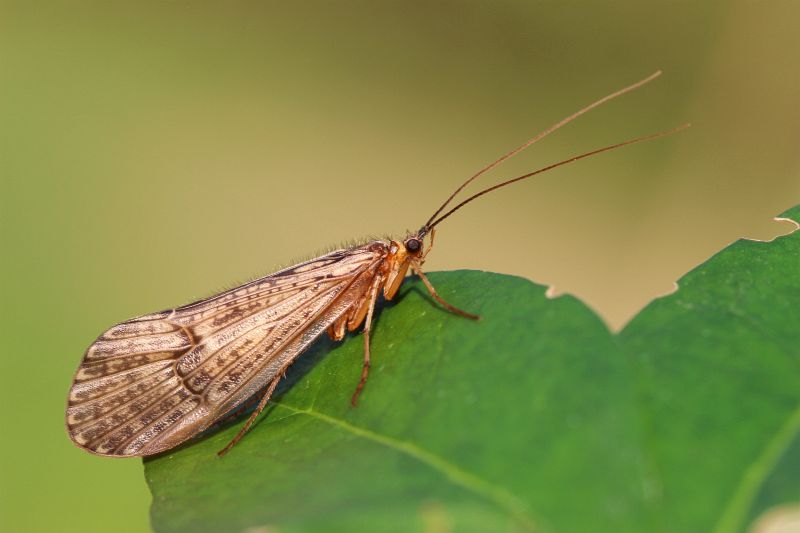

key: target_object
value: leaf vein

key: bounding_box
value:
[711,398,800,532]
[272,400,540,531]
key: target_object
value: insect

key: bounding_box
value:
[66,71,686,457]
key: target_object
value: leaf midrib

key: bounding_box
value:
[708,306,800,533]
[712,403,800,533]
[271,400,541,532]
[614,232,800,533]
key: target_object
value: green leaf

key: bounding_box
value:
[145,206,800,533]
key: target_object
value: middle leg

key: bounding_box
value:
[350,275,383,407]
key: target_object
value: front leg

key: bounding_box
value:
[411,261,480,321]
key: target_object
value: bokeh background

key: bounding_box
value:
[1,2,798,532]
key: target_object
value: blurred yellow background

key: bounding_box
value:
[1,2,798,532]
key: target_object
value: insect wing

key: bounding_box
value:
[66,245,386,456]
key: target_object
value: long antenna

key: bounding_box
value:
[423,70,663,229]
[426,123,690,229]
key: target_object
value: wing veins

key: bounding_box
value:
[192,268,363,313]
[177,272,357,332]
[180,271,368,383]
[171,251,373,315]
[89,380,186,450]
[69,366,178,430]
[71,359,175,395]
[79,349,183,368]
[110,386,193,453]
[96,262,374,449]
[67,244,389,456]
[205,260,381,420]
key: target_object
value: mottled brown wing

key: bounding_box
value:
[66,243,387,457]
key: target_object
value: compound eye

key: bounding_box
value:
[405,238,421,253]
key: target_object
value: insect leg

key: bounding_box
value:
[350,275,383,407]
[411,261,480,320]
[217,369,285,457]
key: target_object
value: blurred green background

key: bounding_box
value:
[1,2,798,532]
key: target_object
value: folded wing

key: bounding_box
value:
[66,245,386,456]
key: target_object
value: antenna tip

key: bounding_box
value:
[647,70,663,81]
